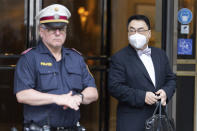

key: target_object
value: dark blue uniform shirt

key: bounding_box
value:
[14,41,96,127]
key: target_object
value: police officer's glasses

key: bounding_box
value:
[128,28,149,35]
[41,25,67,34]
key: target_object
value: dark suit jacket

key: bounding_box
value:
[108,45,176,131]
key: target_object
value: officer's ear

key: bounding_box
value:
[39,25,44,38]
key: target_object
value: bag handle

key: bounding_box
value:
[155,101,171,120]
[152,101,160,115]
[159,101,162,116]
[152,101,168,117]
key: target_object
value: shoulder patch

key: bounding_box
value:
[21,48,33,55]
[71,48,82,56]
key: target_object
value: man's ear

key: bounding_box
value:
[147,30,151,39]
[39,27,43,38]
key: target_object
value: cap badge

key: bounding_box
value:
[54,7,59,12]
[54,14,60,20]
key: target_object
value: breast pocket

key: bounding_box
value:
[38,69,58,91]
[66,67,83,91]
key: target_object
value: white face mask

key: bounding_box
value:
[128,33,147,49]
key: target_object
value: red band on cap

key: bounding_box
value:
[40,16,67,21]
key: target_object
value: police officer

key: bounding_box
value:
[14,4,98,131]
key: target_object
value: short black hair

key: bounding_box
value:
[127,15,151,30]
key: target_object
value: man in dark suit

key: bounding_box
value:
[108,15,176,131]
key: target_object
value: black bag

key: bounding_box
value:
[145,102,175,131]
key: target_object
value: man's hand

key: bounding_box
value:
[63,94,82,110]
[145,92,160,105]
[72,94,83,105]
[155,89,167,106]
[55,91,81,111]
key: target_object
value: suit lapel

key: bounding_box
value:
[126,46,154,86]
[150,47,160,88]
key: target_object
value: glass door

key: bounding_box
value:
[0,0,26,130]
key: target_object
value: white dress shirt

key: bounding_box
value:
[137,47,156,87]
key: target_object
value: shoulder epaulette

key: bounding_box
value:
[21,48,33,55]
[21,47,36,55]
[71,48,82,56]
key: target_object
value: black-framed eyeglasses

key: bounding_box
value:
[128,28,149,35]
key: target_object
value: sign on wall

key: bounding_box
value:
[177,38,193,55]
[178,8,192,25]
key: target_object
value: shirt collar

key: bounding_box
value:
[37,41,70,58]
[37,41,51,54]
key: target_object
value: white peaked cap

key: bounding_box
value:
[36,4,71,24]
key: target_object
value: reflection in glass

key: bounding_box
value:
[0,1,25,130]
[0,0,26,55]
